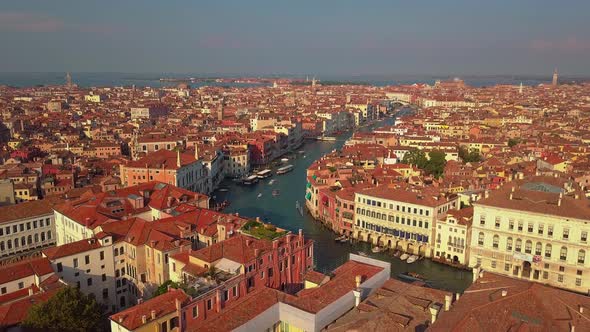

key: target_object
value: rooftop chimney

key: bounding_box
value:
[150,310,156,320]
[429,303,442,324]
[137,298,143,304]
[141,315,147,324]
[501,290,508,297]
[28,288,34,296]
[444,294,452,311]
[579,305,585,313]
[455,293,461,301]
[355,275,362,288]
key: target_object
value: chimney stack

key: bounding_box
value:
[455,293,461,301]
[501,290,508,297]
[444,294,452,311]
[150,310,156,320]
[355,275,362,288]
[118,316,124,323]
[141,315,147,324]
[429,303,442,324]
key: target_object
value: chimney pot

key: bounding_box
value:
[579,305,584,313]
[501,290,508,297]
[355,275,362,288]
[118,316,124,323]
[28,288,34,296]
[150,309,156,320]
[141,315,147,324]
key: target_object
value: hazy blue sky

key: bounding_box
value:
[1,1,589,76]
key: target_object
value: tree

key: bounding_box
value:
[402,148,428,169]
[425,150,447,178]
[23,287,104,332]
[458,146,482,163]
[508,138,520,147]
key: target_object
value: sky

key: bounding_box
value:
[1,1,589,76]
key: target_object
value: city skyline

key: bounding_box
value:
[1,0,590,76]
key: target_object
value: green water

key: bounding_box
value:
[214,110,472,293]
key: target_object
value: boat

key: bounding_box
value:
[256,169,273,179]
[298,150,305,154]
[295,200,304,216]
[316,136,337,141]
[400,253,409,261]
[406,255,418,264]
[272,190,280,196]
[397,272,426,282]
[268,179,275,185]
[276,165,294,175]
[393,250,401,257]
[335,235,346,242]
[242,175,259,185]
[371,246,382,253]
[339,236,349,243]
[218,188,229,192]
[358,251,369,257]
[257,193,262,198]
[281,158,289,163]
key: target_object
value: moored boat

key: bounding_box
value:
[400,253,409,261]
[242,175,259,185]
[358,251,369,257]
[272,190,280,196]
[406,255,418,264]
[256,169,273,179]
[371,246,381,253]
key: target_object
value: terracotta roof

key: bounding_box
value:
[0,198,61,224]
[431,272,590,332]
[110,288,190,330]
[43,238,102,260]
[0,257,54,285]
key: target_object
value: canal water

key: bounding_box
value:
[214,109,472,293]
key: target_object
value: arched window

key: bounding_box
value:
[535,242,542,255]
[515,238,522,252]
[478,232,484,246]
[21,237,25,246]
[506,237,513,251]
[578,249,585,264]
[525,240,532,254]
[7,240,12,249]
[41,232,45,241]
[448,235,452,244]
[545,244,552,258]
[120,247,124,255]
[27,235,32,245]
[14,238,19,248]
[460,238,465,247]
[371,211,376,218]
[114,248,119,256]
[560,246,568,261]
[0,241,4,251]
[493,235,499,249]
[120,296,126,308]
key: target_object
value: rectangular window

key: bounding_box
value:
[527,223,533,233]
[233,285,238,297]
[192,306,198,318]
[102,274,107,281]
[508,220,514,230]
[563,229,569,240]
[548,226,553,237]
[0,287,6,294]
[479,215,486,225]
[18,282,24,289]
[85,255,90,264]
[495,217,500,228]
[504,263,510,272]
[207,299,212,310]
[558,274,564,283]
[576,278,582,286]
[161,322,168,332]
[100,251,104,260]
[543,271,549,279]
[73,258,78,268]
[582,231,588,242]
[87,278,92,286]
[538,224,544,235]
[517,221,523,231]
[57,262,63,272]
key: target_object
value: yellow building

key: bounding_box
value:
[434,207,473,265]
[353,187,459,256]
[469,177,590,294]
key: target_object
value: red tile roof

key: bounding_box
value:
[0,257,54,285]
[43,238,102,260]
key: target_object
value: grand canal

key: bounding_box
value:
[214,110,472,293]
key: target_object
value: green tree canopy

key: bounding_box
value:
[402,148,428,169]
[508,138,520,147]
[458,146,482,163]
[23,286,104,332]
[402,148,447,179]
[425,150,447,178]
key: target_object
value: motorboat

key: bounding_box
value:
[406,255,418,264]
[281,158,289,162]
[371,246,381,253]
[218,188,229,192]
[339,236,349,243]
[276,165,294,175]
[400,253,409,261]
[242,175,259,185]
[272,190,280,196]
[335,235,346,242]
[393,250,401,257]
[257,193,262,198]
[357,251,369,257]
[268,179,276,185]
